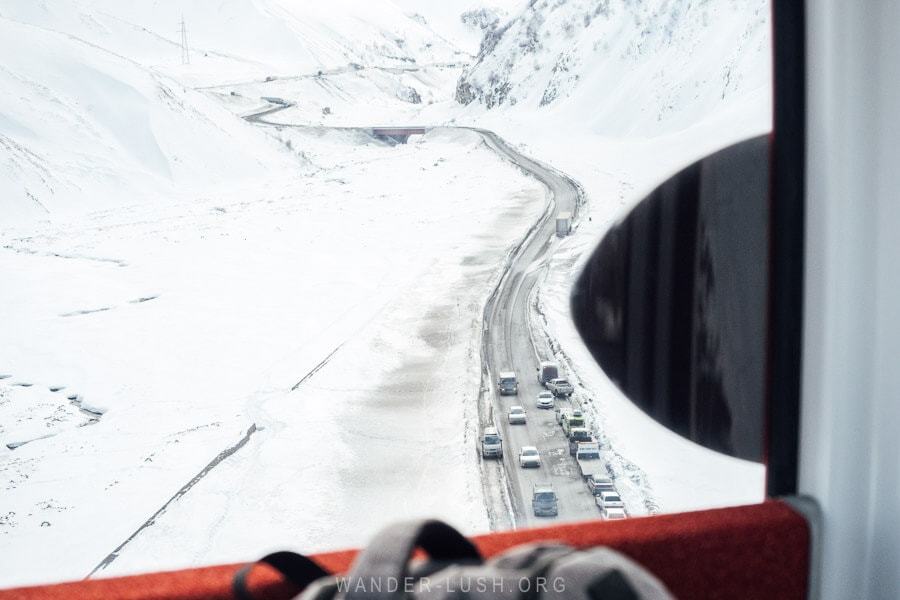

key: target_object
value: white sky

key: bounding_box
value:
[0,0,771,589]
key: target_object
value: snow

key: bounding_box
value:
[0,0,769,589]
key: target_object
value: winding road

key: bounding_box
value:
[469,131,602,530]
[247,103,605,530]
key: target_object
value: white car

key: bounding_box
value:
[518,446,541,468]
[507,405,527,424]
[596,490,625,510]
[536,391,554,409]
[601,507,627,520]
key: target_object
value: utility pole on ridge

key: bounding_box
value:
[179,15,190,65]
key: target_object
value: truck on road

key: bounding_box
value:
[556,212,571,237]
[547,377,574,398]
[497,371,518,395]
[532,483,559,517]
[567,427,594,455]
[575,441,603,480]
[560,409,586,437]
[536,361,559,386]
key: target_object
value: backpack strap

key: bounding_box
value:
[486,543,574,600]
[233,550,331,600]
[342,519,483,600]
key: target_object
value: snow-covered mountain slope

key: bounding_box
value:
[0,16,298,224]
[391,0,522,57]
[455,0,769,136]
[0,0,474,225]
[0,0,773,589]
[2,0,469,82]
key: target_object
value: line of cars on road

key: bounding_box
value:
[556,406,626,519]
[497,363,576,401]
[537,361,575,398]
[587,474,627,520]
[481,361,628,520]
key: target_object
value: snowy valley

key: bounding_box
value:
[1,0,770,588]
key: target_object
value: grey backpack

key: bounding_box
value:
[234,519,675,600]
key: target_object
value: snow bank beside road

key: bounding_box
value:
[0,128,545,585]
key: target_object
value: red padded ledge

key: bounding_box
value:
[1,499,810,600]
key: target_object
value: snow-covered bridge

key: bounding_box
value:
[370,127,427,143]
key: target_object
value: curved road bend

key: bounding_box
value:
[466,130,599,530]
[244,107,599,529]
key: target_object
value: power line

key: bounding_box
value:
[179,15,190,64]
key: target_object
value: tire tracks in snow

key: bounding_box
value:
[86,423,259,579]
[89,335,346,573]
[290,344,343,391]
